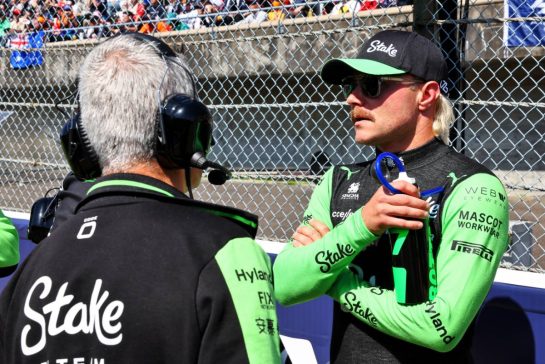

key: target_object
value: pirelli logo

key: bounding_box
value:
[451,240,494,262]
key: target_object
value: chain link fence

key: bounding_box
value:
[0,0,543,272]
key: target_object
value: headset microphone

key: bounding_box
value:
[190,152,232,185]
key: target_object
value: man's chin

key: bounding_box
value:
[354,134,374,146]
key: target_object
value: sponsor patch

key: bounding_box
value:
[451,240,494,262]
[425,301,455,344]
[21,276,124,357]
[366,40,398,57]
[463,186,507,207]
[315,243,355,273]
[457,209,503,238]
[342,292,378,327]
[341,182,360,200]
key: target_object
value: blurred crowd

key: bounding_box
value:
[0,0,413,43]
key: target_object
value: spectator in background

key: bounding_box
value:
[122,0,146,20]
[72,0,91,16]
[209,0,224,11]
[178,0,196,13]
[112,10,138,32]
[83,11,108,38]
[236,1,266,24]
[52,4,78,39]
[165,0,183,17]
[176,4,205,29]
[156,15,173,31]
[287,0,321,18]
[107,0,123,14]
[267,0,286,21]
[137,14,154,32]
[43,0,59,19]
[331,0,376,14]
[31,12,49,32]
[379,0,397,6]
[27,0,42,17]
[60,4,78,28]
[202,2,221,27]
[219,0,247,24]
[138,14,172,32]
[0,5,11,45]
[89,0,109,21]
[146,0,166,20]
[10,8,29,32]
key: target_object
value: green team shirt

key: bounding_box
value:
[0,209,19,276]
[273,139,509,362]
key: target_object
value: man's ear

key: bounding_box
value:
[418,81,441,112]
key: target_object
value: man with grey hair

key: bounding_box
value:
[274,30,509,363]
[0,33,280,364]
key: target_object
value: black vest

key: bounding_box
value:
[329,139,490,364]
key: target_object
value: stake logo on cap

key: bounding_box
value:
[366,40,398,58]
[321,30,449,95]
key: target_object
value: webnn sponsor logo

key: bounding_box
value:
[463,186,506,206]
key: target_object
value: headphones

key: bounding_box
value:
[59,33,216,182]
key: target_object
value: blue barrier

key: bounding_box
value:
[2,217,544,363]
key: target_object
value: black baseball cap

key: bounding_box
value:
[321,30,449,93]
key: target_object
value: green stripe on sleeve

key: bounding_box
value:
[215,237,281,364]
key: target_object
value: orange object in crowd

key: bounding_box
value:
[156,21,172,32]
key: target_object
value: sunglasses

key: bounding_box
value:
[341,76,424,99]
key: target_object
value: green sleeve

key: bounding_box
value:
[215,237,281,363]
[273,168,377,306]
[0,210,19,269]
[327,173,509,352]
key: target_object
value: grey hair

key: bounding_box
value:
[78,35,196,174]
[432,94,455,145]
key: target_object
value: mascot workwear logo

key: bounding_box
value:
[21,276,124,356]
[457,209,503,239]
[366,40,398,57]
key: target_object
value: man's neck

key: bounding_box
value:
[104,159,185,192]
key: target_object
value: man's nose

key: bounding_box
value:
[346,85,365,107]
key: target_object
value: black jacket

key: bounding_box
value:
[0,173,280,363]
